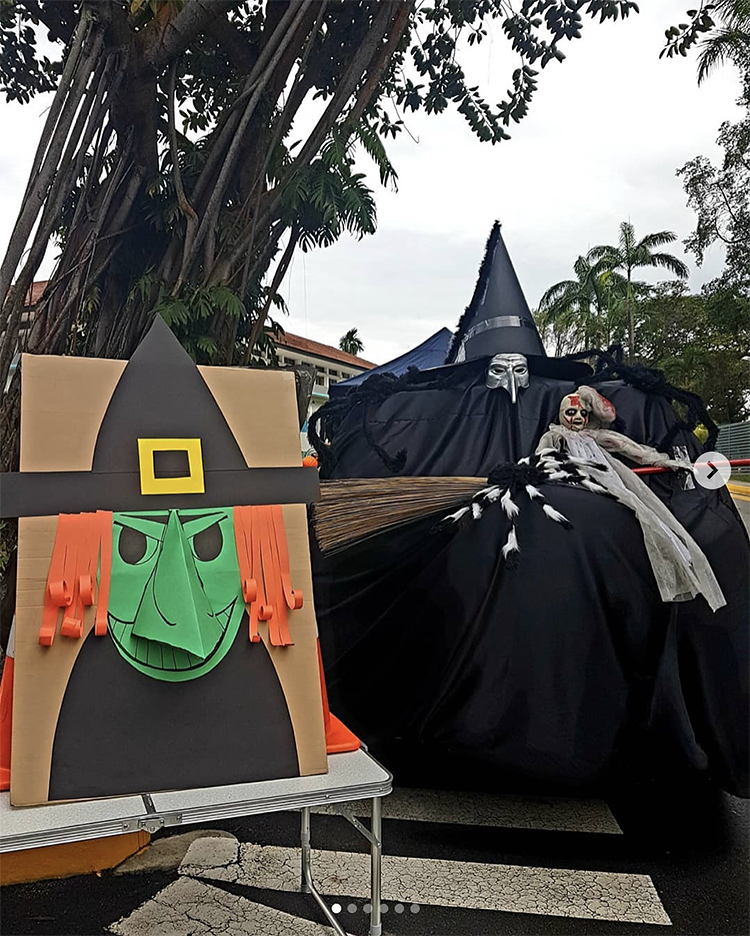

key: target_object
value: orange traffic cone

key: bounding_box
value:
[0,617,15,790]
[317,639,359,754]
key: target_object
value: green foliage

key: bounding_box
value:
[662,3,718,61]
[663,1,750,82]
[637,281,750,423]
[587,222,688,362]
[0,0,65,103]
[537,273,750,423]
[678,62,749,289]
[393,0,638,144]
[354,120,398,190]
[588,222,690,282]
[124,274,283,365]
[0,0,643,377]
[674,0,749,429]
[339,327,364,356]
[281,134,378,251]
[538,222,688,360]
[537,251,634,350]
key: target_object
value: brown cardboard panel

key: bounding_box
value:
[12,357,125,805]
[201,367,327,778]
[12,516,96,805]
[19,355,125,472]
[11,353,327,805]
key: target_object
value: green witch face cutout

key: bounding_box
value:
[107,508,245,682]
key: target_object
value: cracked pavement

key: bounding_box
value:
[176,836,670,925]
[109,875,334,936]
[2,783,747,935]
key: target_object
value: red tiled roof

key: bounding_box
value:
[25,280,375,370]
[276,331,376,370]
[22,280,49,306]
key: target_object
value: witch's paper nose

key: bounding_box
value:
[131,511,219,659]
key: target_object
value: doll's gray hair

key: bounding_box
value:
[574,386,617,429]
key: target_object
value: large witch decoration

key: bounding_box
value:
[0,318,347,806]
[309,223,749,796]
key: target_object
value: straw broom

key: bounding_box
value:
[310,448,702,557]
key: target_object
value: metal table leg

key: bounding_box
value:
[300,798,385,936]
[300,806,346,936]
[369,796,383,936]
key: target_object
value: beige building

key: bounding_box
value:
[273,332,376,452]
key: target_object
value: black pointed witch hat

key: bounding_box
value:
[446,222,546,363]
[444,222,591,381]
[0,317,318,518]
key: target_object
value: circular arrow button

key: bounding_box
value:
[694,451,732,490]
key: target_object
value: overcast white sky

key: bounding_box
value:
[0,1,742,366]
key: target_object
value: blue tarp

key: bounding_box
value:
[329,327,453,397]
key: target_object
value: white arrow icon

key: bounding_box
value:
[694,451,732,490]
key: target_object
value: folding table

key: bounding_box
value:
[0,747,393,936]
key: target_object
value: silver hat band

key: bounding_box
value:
[455,316,537,362]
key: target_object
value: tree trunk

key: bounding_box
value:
[626,275,634,364]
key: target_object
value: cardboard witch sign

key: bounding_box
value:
[0,318,331,806]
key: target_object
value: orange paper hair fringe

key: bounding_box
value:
[40,511,113,646]
[233,505,303,647]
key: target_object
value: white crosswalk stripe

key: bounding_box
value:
[179,839,671,925]
[313,786,623,834]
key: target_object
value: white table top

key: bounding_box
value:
[0,748,392,853]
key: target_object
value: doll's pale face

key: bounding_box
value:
[560,394,589,431]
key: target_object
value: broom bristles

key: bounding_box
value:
[311,477,489,553]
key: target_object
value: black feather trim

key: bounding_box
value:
[445,221,501,363]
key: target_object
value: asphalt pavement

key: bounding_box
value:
[2,778,748,935]
[728,482,750,529]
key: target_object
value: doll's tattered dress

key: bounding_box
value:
[536,386,725,612]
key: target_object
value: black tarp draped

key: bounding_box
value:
[312,364,750,796]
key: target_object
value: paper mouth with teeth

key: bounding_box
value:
[107,508,245,682]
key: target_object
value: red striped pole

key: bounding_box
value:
[633,458,750,475]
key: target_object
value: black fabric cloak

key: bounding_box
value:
[312,363,749,796]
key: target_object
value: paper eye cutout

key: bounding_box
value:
[117,526,159,565]
[192,521,223,562]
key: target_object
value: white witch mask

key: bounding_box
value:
[486,354,529,402]
[559,393,589,431]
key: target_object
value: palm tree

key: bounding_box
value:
[339,328,364,356]
[589,223,689,363]
[539,252,617,350]
[538,251,637,351]
[696,0,750,84]
[534,306,581,358]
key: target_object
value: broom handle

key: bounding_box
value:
[633,458,750,475]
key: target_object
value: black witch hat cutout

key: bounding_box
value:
[446,222,546,364]
[92,315,250,483]
[1,316,318,517]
